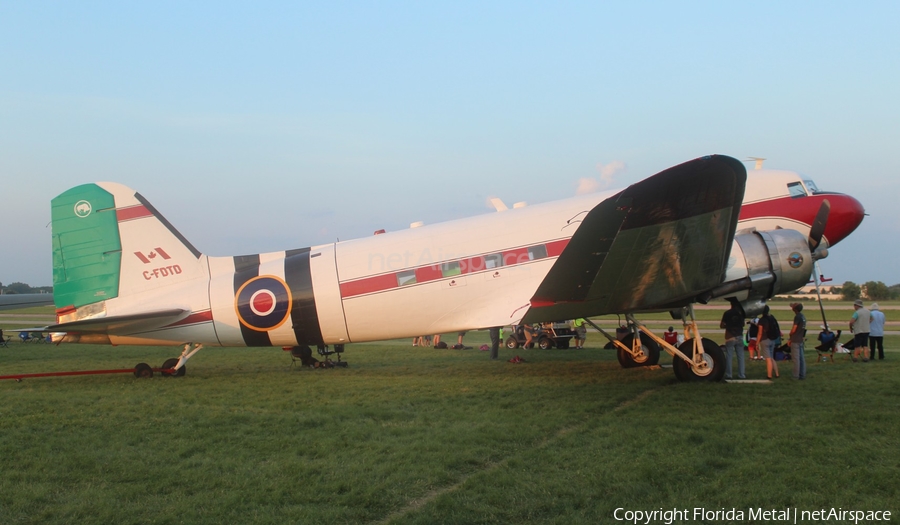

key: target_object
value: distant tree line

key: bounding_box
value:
[839,281,899,301]
[0,281,53,294]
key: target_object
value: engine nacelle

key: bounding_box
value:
[702,229,814,317]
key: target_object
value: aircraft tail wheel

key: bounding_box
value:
[505,337,520,349]
[134,363,153,379]
[538,336,554,350]
[161,358,185,377]
[672,338,725,382]
[616,333,660,368]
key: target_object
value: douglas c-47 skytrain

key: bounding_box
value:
[27,155,863,382]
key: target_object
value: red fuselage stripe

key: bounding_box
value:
[340,238,571,298]
[739,193,865,247]
[167,310,213,327]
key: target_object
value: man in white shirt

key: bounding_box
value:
[869,303,886,360]
[850,299,871,362]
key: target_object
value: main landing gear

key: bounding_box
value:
[587,307,725,382]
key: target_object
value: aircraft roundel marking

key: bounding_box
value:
[235,275,292,331]
[249,289,276,316]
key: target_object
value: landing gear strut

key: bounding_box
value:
[663,306,725,382]
[587,315,660,368]
[587,307,724,382]
[159,343,203,378]
[161,358,186,377]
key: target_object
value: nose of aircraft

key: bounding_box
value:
[823,193,865,247]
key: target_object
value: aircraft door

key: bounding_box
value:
[307,244,351,344]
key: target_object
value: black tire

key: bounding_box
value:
[134,363,153,379]
[616,332,660,368]
[538,336,554,350]
[505,336,520,349]
[161,358,185,377]
[672,338,726,382]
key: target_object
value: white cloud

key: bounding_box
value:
[575,160,627,195]
[576,177,601,195]
[597,160,626,187]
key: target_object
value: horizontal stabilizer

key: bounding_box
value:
[46,309,190,335]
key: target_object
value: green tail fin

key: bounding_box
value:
[52,184,122,308]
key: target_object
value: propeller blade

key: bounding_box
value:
[808,199,831,251]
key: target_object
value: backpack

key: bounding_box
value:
[765,316,782,340]
[434,341,448,349]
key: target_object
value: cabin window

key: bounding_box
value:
[484,253,503,269]
[441,261,461,277]
[803,180,820,194]
[528,245,548,260]
[397,270,417,286]
[787,182,807,198]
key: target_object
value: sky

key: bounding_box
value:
[2,1,898,288]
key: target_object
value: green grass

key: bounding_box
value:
[1,328,898,524]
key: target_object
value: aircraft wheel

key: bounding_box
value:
[672,338,725,382]
[538,336,554,350]
[616,333,660,368]
[505,337,520,349]
[134,363,153,379]
[161,358,186,377]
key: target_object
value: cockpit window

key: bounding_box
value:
[787,181,808,198]
[803,180,820,194]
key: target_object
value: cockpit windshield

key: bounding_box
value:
[787,182,807,198]
[803,180,820,194]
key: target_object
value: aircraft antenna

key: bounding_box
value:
[746,157,766,170]
[489,198,508,212]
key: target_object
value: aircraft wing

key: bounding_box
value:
[527,155,746,321]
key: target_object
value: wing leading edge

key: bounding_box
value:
[527,155,746,321]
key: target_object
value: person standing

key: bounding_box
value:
[522,323,536,348]
[869,303,885,360]
[850,299,871,362]
[789,303,807,379]
[759,306,780,380]
[720,301,746,380]
[489,327,501,360]
[573,318,587,349]
[747,318,761,360]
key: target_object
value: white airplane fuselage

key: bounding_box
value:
[49,159,864,349]
[64,189,613,346]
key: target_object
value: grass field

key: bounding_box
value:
[1,314,899,524]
